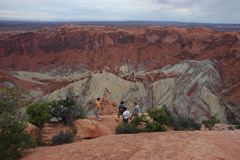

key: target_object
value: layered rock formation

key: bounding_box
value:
[0,25,240,122]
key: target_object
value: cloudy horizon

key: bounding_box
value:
[0,0,239,23]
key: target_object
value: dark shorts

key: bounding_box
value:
[118,108,124,116]
[123,118,129,123]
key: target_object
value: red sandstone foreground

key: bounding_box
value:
[21,130,240,160]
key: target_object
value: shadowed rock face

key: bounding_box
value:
[0,25,240,122]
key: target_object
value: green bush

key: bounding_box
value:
[231,119,240,129]
[116,108,169,134]
[228,126,234,130]
[174,116,201,131]
[26,103,51,127]
[231,119,240,125]
[147,108,169,125]
[142,120,166,132]
[0,87,35,159]
[162,105,201,131]
[48,98,85,124]
[235,125,240,129]
[202,116,220,130]
[130,114,142,126]
[162,105,177,127]
[52,130,75,145]
[0,112,36,160]
[116,123,139,134]
[0,87,31,114]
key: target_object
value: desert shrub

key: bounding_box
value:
[0,87,31,114]
[231,119,240,125]
[162,105,177,127]
[147,108,169,125]
[202,116,220,130]
[231,119,240,129]
[48,87,85,124]
[162,105,201,131]
[116,123,139,134]
[0,112,36,160]
[228,126,234,130]
[49,98,85,124]
[174,116,201,131]
[130,114,142,126]
[36,132,43,146]
[142,120,166,132]
[26,103,51,127]
[52,130,75,145]
[235,125,240,129]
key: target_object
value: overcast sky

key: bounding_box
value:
[0,0,239,23]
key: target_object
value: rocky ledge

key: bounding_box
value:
[21,130,240,160]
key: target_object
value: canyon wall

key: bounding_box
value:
[0,25,240,122]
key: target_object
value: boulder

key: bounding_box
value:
[74,115,123,139]
[74,119,100,139]
[25,123,40,137]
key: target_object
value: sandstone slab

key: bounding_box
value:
[21,130,240,160]
[74,119,100,139]
[25,123,40,137]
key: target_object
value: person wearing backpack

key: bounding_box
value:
[116,101,125,121]
[130,102,140,120]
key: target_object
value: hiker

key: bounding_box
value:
[122,107,130,123]
[95,97,101,120]
[116,101,125,121]
[130,102,140,120]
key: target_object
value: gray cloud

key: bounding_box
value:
[0,0,239,23]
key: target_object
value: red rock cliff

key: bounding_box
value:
[0,25,240,107]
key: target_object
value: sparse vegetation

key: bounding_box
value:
[52,130,75,145]
[0,87,35,160]
[147,108,169,125]
[116,123,140,134]
[116,108,168,134]
[162,105,201,131]
[202,116,220,130]
[48,87,85,124]
[232,119,240,129]
[142,120,166,132]
[48,98,84,124]
[174,116,201,131]
[0,87,31,114]
[162,105,177,127]
[235,125,240,129]
[26,102,51,127]
[228,126,234,130]
[130,114,142,126]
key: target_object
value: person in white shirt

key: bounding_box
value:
[122,107,130,123]
[130,102,140,120]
